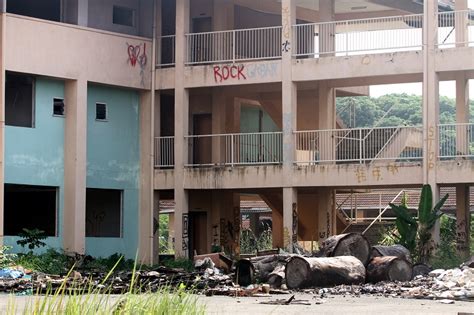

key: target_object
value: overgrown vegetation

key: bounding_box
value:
[389,184,448,264]
[240,227,273,255]
[6,258,205,315]
[16,228,47,252]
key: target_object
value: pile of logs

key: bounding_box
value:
[236,233,415,289]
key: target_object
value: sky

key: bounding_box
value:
[370,0,474,99]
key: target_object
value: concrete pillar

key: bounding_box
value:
[62,0,88,26]
[138,91,154,264]
[422,0,439,216]
[455,184,470,258]
[63,79,87,254]
[272,205,283,248]
[0,12,5,246]
[281,0,296,253]
[455,0,468,48]
[318,188,335,243]
[0,0,6,13]
[77,0,88,27]
[174,0,190,258]
[283,188,297,252]
[318,82,336,162]
[155,0,163,65]
[456,74,469,155]
[319,0,336,56]
[212,88,226,164]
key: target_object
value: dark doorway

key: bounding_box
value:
[7,0,61,22]
[86,188,122,237]
[192,113,212,165]
[189,211,207,257]
[4,184,57,236]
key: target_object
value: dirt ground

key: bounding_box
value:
[0,293,472,314]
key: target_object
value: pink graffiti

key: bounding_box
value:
[128,43,147,68]
[213,65,246,83]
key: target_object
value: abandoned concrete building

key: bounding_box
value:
[0,0,473,264]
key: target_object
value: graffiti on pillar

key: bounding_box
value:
[127,42,148,86]
[319,231,326,239]
[292,202,298,243]
[386,163,399,175]
[282,40,291,53]
[427,125,436,169]
[182,214,189,252]
[282,6,290,40]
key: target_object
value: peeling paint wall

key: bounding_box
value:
[86,84,139,259]
[4,77,65,252]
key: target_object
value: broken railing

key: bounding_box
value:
[186,26,282,65]
[293,14,423,57]
[438,123,474,159]
[294,126,423,164]
[437,10,474,48]
[185,132,283,167]
[154,136,175,168]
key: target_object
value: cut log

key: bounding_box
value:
[267,264,285,288]
[366,256,413,283]
[285,256,366,289]
[320,233,371,265]
[236,254,292,286]
[412,263,432,278]
[371,245,411,263]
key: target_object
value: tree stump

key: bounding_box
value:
[366,256,413,283]
[320,233,371,265]
[285,256,366,289]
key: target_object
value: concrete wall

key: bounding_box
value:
[5,15,152,89]
[4,77,65,252]
[85,84,140,259]
[88,0,153,37]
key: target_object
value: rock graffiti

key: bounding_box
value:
[213,65,246,82]
[213,62,279,83]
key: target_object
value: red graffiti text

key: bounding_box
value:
[213,65,246,83]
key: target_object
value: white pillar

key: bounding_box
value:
[63,79,88,254]
[281,0,297,253]
[174,0,190,258]
[422,0,439,242]
[319,0,335,56]
[77,0,88,27]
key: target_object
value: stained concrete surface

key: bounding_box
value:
[0,293,472,314]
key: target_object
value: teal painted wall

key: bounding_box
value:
[4,78,64,252]
[240,105,279,133]
[85,84,140,259]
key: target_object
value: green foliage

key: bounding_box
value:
[160,257,194,272]
[389,184,448,263]
[239,229,257,255]
[158,214,174,254]
[0,246,17,268]
[16,228,47,251]
[15,249,71,274]
[337,94,474,128]
[257,228,273,252]
[430,216,464,269]
[83,253,135,272]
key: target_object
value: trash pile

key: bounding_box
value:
[0,233,472,303]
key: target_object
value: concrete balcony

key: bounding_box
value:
[4,14,152,89]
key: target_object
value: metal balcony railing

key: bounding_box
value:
[185,132,283,167]
[437,10,474,48]
[293,14,423,57]
[154,136,174,168]
[185,26,282,65]
[294,126,423,165]
[439,123,474,158]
